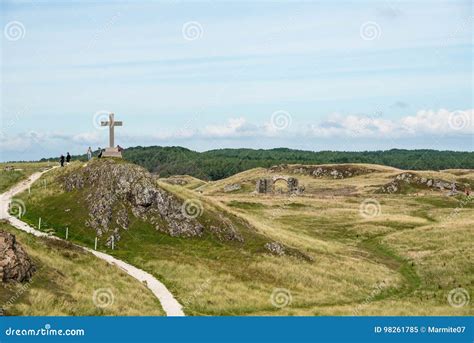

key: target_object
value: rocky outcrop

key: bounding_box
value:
[0,230,35,282]
[63,160,205,244]
[209,215,244,242]
[269,164,375,179]
[264,242,286,256]
[60,160,312,259]
[162,177,189,186]
[223,184,241,193]
[264,241,314,261]
[379,172,467,194]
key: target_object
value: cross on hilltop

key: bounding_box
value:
[100,112,123,158]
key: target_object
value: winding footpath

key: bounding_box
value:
[0,167,185,316]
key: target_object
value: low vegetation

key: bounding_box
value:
[9,160,474,316]
[0,162,52,193]
[0,222,164,316]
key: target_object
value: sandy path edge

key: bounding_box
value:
[0,167,185,317]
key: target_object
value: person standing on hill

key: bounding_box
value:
[66,152,71,164]
[59,154,65,167]
[97,147,103,159]
[87,147,93,160]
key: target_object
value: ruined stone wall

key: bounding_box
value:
[256,177,303,194]
[256,178,273,193]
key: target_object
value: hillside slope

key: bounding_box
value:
[13,160,473,315]
[0,222,164,316]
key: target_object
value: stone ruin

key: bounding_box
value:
[255,176,304,194]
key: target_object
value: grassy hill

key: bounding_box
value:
[0,222,164,316]
[195,164,473,315]
[12,159,473,315]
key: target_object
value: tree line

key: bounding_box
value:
[118,146,474,180]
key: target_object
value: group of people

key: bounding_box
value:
[86,146,105,160]
[59,152,71,167]
[61,145,124,166]
[59,148,96,167]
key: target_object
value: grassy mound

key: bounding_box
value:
[160,175,207,190]
[378,172,471,194]
[0,221,163,316]
[12,161,473,315]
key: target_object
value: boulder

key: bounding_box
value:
[0,230,35,283]
[264,242,286,256]
[224,184,241,193]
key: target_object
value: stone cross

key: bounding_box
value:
[101,113,123,148]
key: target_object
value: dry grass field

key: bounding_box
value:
[9,161,474,316]
[0,222,164,316]
[0,161,53,193]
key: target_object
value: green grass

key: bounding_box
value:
[227,201,268,210]
[0,162,52,193]
[0,171,25,193]
[0,221,164,316]
[414,195,474,208]
[359,237,421,296]
[10,161,474,316]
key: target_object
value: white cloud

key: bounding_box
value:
[309,109,473,138]
[202,117,260,138]
[1,109,472,157]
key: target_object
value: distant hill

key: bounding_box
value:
[120,146,474,180]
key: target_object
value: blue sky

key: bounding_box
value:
[1,0,473,161]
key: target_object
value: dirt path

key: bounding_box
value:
[0,167,185,317]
